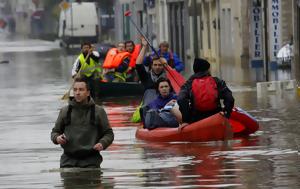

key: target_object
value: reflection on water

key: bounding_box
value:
[0,44,300,188]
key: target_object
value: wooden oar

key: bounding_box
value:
[61,53,90,100]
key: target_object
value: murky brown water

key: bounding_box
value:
[0,39,299,189]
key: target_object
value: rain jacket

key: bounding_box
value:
[51,97,114,159]
[177,71,234,123]
[143,49,184,72]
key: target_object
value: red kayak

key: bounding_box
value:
[136,107,259,142]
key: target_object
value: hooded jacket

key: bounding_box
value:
[51,97,114,158]
[177,71,234,123]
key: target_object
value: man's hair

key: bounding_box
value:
[152,54,160,61]
[155,77,174,93]
[159,41,169,48]
[81,42,91,49]
[125,40,135,48]
[74,77,90,91]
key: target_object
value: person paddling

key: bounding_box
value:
[136,37,167,91]
[71,42,101,98]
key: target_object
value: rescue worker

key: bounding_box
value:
[71,42,101,99]
[102,42,131,82]
[177,58,235,127]
[125,40,141,82]
[51,77,114,168]
[144,41,184,72]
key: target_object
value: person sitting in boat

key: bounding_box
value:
[143,41,184,73]
[125,40,140,82]
[136,37,167,91]
[142,77,182,130]
[102,42,131,82]
[177,58,234,128]
[131,37,169,123]
[71,42,101,99]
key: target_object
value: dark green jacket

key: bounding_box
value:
[51,98,114,158]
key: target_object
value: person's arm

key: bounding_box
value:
[136,37,148,65]
[173,53,184,72]
[90,51,100,63]
[96,107,114,150]
[136,37,150,84]
[177,78,193,123]
[217,78,235,118]
[51,108,67,145]
[115,56,130,73]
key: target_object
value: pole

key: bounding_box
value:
[71,2,74,39]
[263,0,269,81]
[192,0,199,58]
[124,11,159,57]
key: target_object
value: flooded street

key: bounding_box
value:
[0,38,300,189]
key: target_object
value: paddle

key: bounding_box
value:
[61,53,91,100]
[165,65,185,94]
[124,10,186,93]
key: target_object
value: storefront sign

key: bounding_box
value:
[251,3,263,68]
[268,0,281,69]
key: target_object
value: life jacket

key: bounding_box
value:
[103,49,130,69]
[79,53,97,77]
[103,48,118,69]
[112,51,131,68]
[191,76,218,111]
[129,44,141,68]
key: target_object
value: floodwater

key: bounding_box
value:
[0,37,300,189]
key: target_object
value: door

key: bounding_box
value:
[167,1,186,66]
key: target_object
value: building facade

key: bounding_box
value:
[114,0,296,84]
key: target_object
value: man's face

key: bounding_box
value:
[160,45,169,53]
[125,43,134,53]
[73,82,90,103]
[117,43,125,53]
[82,45,90,55]
[158,81,170,97]
[151,59,164,75]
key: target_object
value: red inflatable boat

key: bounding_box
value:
[136,107,259,142]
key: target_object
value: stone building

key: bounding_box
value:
[114,0,295,84]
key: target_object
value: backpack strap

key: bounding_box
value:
[64,104,96,128]
[90,104,96,126]
[64,105,72,126]
[212,77,221,97]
